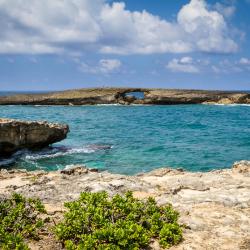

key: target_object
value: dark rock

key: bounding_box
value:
[0,118,69,157]
[89,168,99,173]
[60,166,88,175]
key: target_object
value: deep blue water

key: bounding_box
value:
[0,104,249,175]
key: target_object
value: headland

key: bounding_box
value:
[0,88,249,105]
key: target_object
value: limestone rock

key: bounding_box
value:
[0,161,250,249]
[232,160,250,174]
[0,118,69,156]
[0,88,249,105]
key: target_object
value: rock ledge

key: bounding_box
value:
[0,118,69,156]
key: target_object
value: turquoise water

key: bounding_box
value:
[0,104,249,175]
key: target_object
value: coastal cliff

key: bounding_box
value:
[0,161,249,249]
[0,88,249,105]
[0,118,69,156]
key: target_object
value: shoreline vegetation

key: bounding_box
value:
[0,161,249,249]
[0,88,249,105]
[0,192,183,250]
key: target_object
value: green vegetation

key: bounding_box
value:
[0,192,182,249]
[55,191,182,249]
[0,193,47,250]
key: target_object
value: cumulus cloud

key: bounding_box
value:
[0,0,238,55]
[166,57,199,73]
[79,59,122,74]
[177,0,237,53]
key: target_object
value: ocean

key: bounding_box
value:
[0,104,249,175]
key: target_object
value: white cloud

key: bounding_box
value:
[166,57,199,73]
[0,0,103,54]
[177,0,237,53]
[79,59,122,74]
[180,56,193,64]
[99,59,121,73]
[214,3,235,18]
[239,57,250,65]
[211,57,250,73]
[0,0,238,55]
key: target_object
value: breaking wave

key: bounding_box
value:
[0,144,113,167]
[207,103,250,107]
[23,144,113,161]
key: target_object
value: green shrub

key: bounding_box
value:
[0,193,47,250]
[55,191,182,249]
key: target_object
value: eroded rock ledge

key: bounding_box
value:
[0,88,249,105]
[0,118,69,156]
[0,161,249,249]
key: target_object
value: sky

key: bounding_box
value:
[0,0,250,91]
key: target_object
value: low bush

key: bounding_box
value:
[55,191,182,249]
[0,193,47,250]
[0,192,182,249]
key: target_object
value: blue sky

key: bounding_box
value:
[0,0,250,91]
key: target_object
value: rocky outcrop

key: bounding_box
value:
[0,161,249,249]
[0,118,69,157]
[143,89,250,105]
[0,88,249,105]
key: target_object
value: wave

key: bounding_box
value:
[96,104,153,106]
[228,104,250,107]
[96,104,122,106]
[205,103,250,107]
[23,144,113,161]
[24,147,95,160]
[0,144,113,166]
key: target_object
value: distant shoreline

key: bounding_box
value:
[0,88,249,105]
[1,89,250,96]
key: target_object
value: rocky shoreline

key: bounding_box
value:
[0,88,249,105]
[0,161,249,249]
